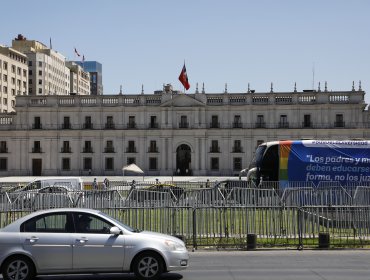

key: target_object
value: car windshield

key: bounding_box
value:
[99,211,137,232]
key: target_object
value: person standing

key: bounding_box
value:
[103,178,109,189]
[92,178,98,190]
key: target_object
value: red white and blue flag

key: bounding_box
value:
[178,63,190,90]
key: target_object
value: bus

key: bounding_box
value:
[246,140,370,187]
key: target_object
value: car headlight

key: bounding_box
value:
[164,240,186,251]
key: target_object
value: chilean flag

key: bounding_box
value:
[178,63,190,90]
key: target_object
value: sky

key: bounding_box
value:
[1,0,370,104]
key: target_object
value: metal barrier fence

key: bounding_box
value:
[1,180,370,249]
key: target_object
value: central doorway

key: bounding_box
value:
[176,144,191,175]
[32,159,42,176]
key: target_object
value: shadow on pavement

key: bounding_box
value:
[32,272,183,280]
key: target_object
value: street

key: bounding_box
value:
[2,250,370,280]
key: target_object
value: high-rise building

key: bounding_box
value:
[66,62,90,95]
[12,34,70,96]
[76,61,103,95]
[0,45,28,112]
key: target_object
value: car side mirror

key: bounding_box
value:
[110,226,122,235]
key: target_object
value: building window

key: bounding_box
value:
[105,116,115,129]
[32,117,42,129]
[149,157,158,170]
[0,158,7,171]
[105,140,114,153]
[3,62,7,70]
[303,114,312,128]
[335,114,344,127]
[62,158,70,170]
[211,158,219,170]
[84,116,93,129]
[83,157,92,170]
[83,141,93,153]
[29,70,32,75]
[39,70,42,76]
[61,141,71,153]
[3,74,7,82]
[127,141,136,153]
[28,61,32,66]
[233,115,242,128]
[105,158,114,170]
[63,116,71,129]
[210,140,220,153]
[279,115,288,128]
[128,116,136,128]
[150,116,158,128]
[32,141,41,153]
[256,115,265,128]
[127,157,136,165]
[38,79,42,85]
[233,158,242,171]
[148,140,158,153]
[0,141,7,153]
[38,61,42,67]
[211,115,219,128]
[179,115,188,128]
[232,140,242,153]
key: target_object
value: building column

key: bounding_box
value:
[200,137,206,175]
[194,137,200,172]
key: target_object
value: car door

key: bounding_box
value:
[20,212,73,273]
[72,213,125,272]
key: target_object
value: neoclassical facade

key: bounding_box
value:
[0,84,368,176]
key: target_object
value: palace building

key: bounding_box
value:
[0,84,368,176]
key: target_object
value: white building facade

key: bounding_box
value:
[66,62,90,95]
[0,85,368,176]
[0,45,28,112]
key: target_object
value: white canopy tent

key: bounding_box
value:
[122,163,144,177]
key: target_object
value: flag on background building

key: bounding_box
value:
[178,63,190,90]
[49,37,52,49]
[82,55,85,63]
[74,48,80,57]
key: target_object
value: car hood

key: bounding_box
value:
[137,230,185,245]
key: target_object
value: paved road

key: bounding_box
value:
[1,250,370,280]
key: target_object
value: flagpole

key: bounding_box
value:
[184,60,186,93]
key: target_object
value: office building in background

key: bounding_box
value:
[76,61,103,95]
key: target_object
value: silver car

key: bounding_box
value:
[0,208,189,280]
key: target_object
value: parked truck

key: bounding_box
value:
[247,140,370,187]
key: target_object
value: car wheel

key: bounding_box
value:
[133,252,164,280]
[2,256,35,280]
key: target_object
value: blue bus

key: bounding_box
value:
[247,140,370,187]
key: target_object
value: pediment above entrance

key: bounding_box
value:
[161,94,206,107]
